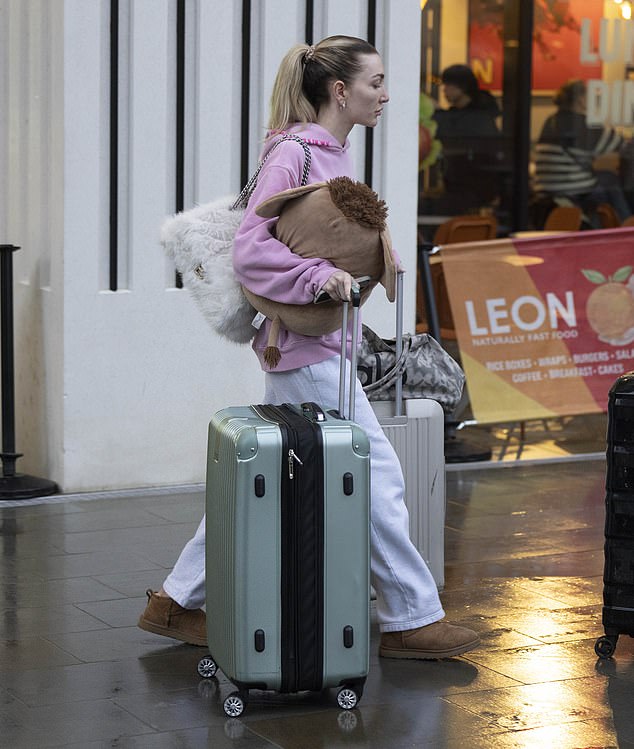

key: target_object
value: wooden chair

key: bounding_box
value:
[433,215,498,245]
[595,203,621,229]
[417,215,498,339]
[542,205,582,232]
[622,215,634,227]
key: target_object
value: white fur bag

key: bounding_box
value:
[159,134,311,344]
[160,197,256,343]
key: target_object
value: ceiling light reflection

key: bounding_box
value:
[502,255,545,267]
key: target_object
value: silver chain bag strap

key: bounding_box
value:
[231,134,312,211]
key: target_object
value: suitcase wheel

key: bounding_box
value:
[223,691,247,718]
[336,686,359,710]
[594,635,618,659]
[196,655,218,679]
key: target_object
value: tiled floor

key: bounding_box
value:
[1,418,632,748]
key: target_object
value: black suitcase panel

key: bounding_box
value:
[604,539,634,586]
[596,372,634,658]
[605,492,634,538]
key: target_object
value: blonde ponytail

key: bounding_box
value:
[268,44,317,131]
[267,36,378,132]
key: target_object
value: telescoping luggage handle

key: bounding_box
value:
[338,285,362,421]
[339,271,405,420]
[393,270,404,416]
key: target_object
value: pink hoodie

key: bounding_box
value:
[233,122,358,372]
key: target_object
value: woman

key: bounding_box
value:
[432,63,503,214]
[534,78,630,222]
[139,35,479,660]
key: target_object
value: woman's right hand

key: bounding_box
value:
[317,269,354,302]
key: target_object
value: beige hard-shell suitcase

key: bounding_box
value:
[364,272,446,589]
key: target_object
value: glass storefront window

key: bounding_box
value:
[419,0,514,240]
[530,1,634,229]
[418,0,634,237]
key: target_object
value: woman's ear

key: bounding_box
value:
[332,79,346,104]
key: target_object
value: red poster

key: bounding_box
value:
[441,230,634,424]
[468,0,603,92]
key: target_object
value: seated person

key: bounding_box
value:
[432,64,504,214]
[533,79,631,223]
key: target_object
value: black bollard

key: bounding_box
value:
[0,244,57,499]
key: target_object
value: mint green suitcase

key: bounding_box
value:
[197,296,370,717]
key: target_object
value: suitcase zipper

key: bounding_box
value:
[281,421,302,692]
[289,439,301,690]
[255,404,324,693]
[288,449,303,479]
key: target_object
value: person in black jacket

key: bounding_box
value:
[432,64,503,214]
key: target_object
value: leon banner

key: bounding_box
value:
[440,229,634,424]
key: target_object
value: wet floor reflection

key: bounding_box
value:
[596,648,634,748]
[1,512,18,641]
[2,457,633,747]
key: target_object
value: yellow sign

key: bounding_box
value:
[440,232,634,423]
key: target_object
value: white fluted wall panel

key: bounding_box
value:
[195,1,242,200]
[0,0,64,483]
[3,0,422,491]
[364,0,421,338]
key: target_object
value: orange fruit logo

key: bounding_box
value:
[582,266,634,343]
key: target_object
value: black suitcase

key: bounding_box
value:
[595,372,634,658]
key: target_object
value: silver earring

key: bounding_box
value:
[339,100,347,111]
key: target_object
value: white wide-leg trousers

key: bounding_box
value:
[163,355,444,632]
